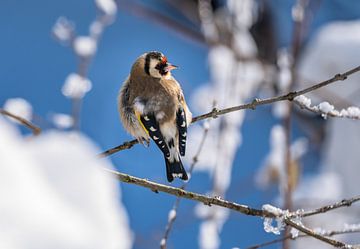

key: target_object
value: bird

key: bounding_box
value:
[118,51,192,182]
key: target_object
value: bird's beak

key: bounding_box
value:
[166,63,178,71]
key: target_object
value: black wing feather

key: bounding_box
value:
[140,114,170,158]
[176,107,187,156]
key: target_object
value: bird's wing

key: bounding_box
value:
[138,113,170,158]
[176,106,187,156]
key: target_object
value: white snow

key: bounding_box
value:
[255,125,308,191]
[73,36,97,57]
[198,221,219,249]
[95,0,117,16]
[3,98,33,122]
[168,209,177,222]
[90,21,104,39]
[0,117,133,249]
[196,205,229,249]
[51,113,74,129]
[294,95,311,108]
[318,101,334,114]
[262,204,284,216]
[202,120,210,131]
[160,239,166,247]
[62,73,92,99]
[290,227,300,238]
[341,106,360,119]
[344,223,360,231]
[52,17,74,43]
[262,204,289,235]
[291,2,304,22]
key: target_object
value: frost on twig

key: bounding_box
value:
[262,205,305,237]
[262,204,288,235]
[294,95,360,119]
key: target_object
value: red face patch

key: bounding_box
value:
[161,56,167,64]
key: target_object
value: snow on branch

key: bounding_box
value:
[99,65,360,157]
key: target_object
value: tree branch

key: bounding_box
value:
[106,167,360,247]
[284,218,349,248]
[245,226,360,249]
[0,108,41,135]
[105,168,273,218]
[300,196,360,218]
[99,65,360,157]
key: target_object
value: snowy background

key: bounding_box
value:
[1,0,360,248]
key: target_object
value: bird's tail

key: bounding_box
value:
[164,156,188,182]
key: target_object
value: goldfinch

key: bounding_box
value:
[118,51,192,182]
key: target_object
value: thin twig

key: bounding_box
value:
[0,108,41,135]
[300,196,360,218]
[245,227,360,249]
[284,218,349,248]
[104,168,273,218]
[99,65,360,157]
[160,122,210,249]
[98,139,139,157]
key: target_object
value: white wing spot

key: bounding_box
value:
[172,173,183,178]
[150,126,157,132]
[181,121,186,127]
[182,132,187,137]
[158,141,163,144]
[182,139,186,142]
[144,116,150,121]
[153,136,159,140]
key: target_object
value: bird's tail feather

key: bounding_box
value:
[164,156,188,182]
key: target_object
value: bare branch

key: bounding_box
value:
[0,108,41,135]
[98,139,138,157]
[104,168,272,218]
[245,227,360,249]
[300,196,360,218]
[284,218,349,248]
[100,65,360,157]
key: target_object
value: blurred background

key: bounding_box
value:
[1,0,360,248]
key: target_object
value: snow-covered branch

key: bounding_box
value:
[99,65,360,157]
[294,95,360,119]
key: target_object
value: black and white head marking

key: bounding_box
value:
[144,51,169,78]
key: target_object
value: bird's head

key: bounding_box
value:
[142,51,178,79]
